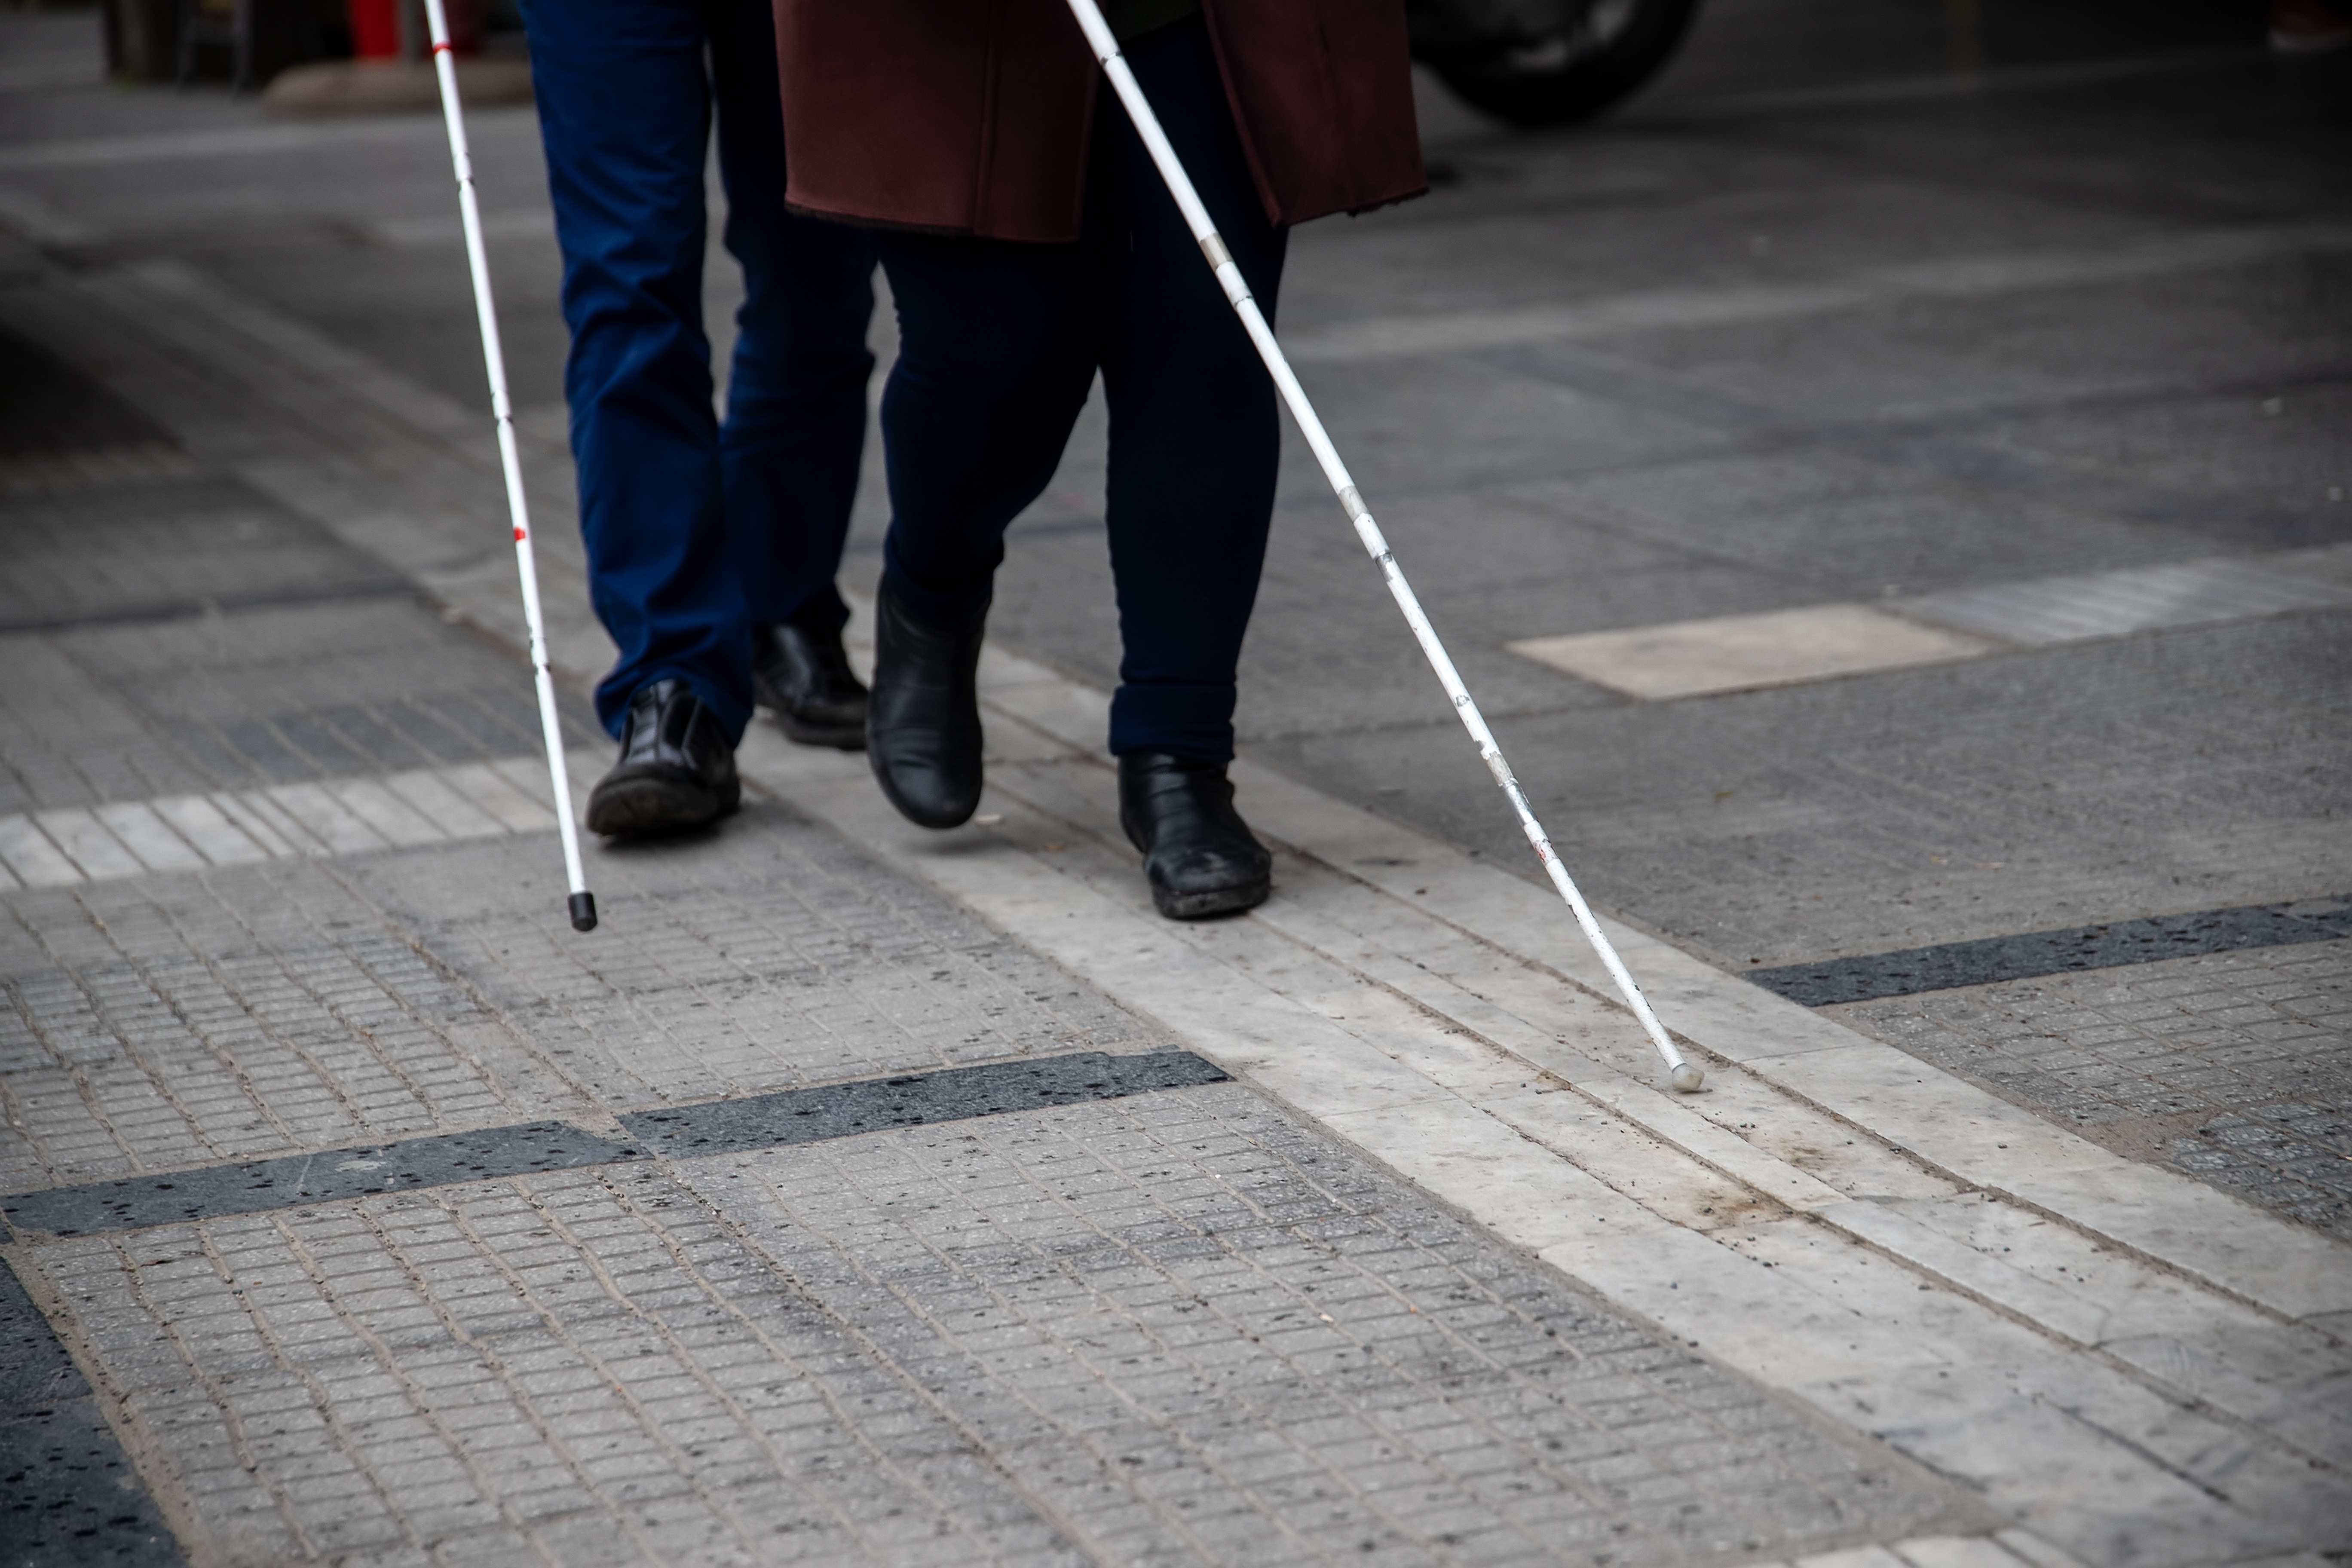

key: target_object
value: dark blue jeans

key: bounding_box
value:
[876,17,1287,763]
[522,0,876,742]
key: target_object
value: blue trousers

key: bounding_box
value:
[522,0,876,742]
[876,17,1287,764]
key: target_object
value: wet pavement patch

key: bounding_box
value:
[621,1051,1231,1157]
[2,1054,1228,1239]
[1751,895,2352,1005]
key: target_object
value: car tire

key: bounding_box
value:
[1432,0,1704,126]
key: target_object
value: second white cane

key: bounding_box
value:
[420,0,598,933]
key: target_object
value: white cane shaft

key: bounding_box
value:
[1063,0,1691,1083]
[423,0,591,904]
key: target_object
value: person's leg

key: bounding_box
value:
[705,0,877,637]
[521,0,750,743]
[873,233,1097,626]
[1096,15,1288,766]
[862,230,1095,827]
[1094,16,1288,918]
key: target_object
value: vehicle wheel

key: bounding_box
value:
[1433,0,1703,126]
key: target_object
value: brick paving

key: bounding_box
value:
[0,334,598,821]
[28,1096,1955,1568]
[5,9,2345,1559]
[0,313,1966,1565]
[0,823,1164,1191]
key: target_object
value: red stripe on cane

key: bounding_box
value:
[514,527,526,541]
[433,41,453,55]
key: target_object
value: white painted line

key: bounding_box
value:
[150,795,272,866]
[0,815,82,888]
[324,778,448,848]
[89,801,208,874]
[1510,603,1995,700]
[30,808,143,881]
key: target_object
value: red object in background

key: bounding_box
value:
[345,0,482,59]
[347,0,400,58]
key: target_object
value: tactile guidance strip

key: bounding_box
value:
[1749,895,2352,1005]
[3,1051,1229,1238]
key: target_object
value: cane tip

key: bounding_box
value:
[1669,1063,1704,1093]
[569,891,598,932]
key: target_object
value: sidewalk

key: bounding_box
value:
[4,7,2350,1566]
[2,246,1990,1568]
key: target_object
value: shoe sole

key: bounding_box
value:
[585,778,729,839]
[1151,875,1271,921]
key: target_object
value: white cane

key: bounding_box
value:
[1063,0,1701,1092]
[422,0,598,934]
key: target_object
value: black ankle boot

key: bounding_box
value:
[867,582,986,830]
[753,607,868,750]
[585,678,741,839]
[1118,751,1272,920]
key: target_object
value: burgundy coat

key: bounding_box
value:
[773,0,1426,243]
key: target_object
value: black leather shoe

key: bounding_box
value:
[585,678,741,838]
[753,611,868,750]
[1118,751,1272,920]
[867,582,985,830]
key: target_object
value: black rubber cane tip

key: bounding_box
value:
[569,891,599,932]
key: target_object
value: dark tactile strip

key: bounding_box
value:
[3,1123,640,1239]
[0,1257,186,1566]
[621,1051,1231,1157]
[1751,895,2352,1006]
[2,1054,1227,1239]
